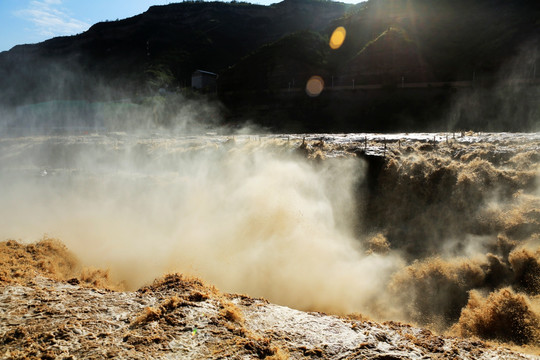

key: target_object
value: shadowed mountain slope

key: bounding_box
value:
[0,0,350,105]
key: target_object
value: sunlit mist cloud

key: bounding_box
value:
[15,0,90,38]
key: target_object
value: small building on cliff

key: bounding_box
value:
[192,70,218,92]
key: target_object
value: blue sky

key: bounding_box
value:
[0,0,364,52]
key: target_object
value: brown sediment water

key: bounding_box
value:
[451,287,539,346]
[0,238,79,283]
[0,237,122,290]
[0,132,538,351]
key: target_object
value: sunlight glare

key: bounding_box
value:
[329,26,346,50]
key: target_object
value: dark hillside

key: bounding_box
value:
[0,0,349,106]
[219,31,329,92]
[223,0,540,89]
[218,0,540,131]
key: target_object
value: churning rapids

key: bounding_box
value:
[1,132,539,357]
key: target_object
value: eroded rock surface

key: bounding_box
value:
[1,274,537,359]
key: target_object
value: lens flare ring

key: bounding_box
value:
[306,76,324,97]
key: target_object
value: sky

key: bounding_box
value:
[0,0,364,53]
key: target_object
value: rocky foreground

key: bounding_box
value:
[0,271,537,360]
